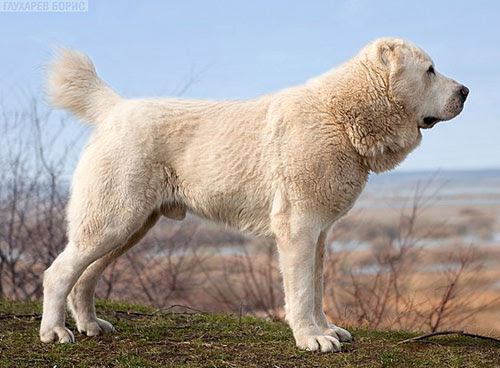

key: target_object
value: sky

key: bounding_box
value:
[0,0,499,172]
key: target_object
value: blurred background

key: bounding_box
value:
[0,1,499,334]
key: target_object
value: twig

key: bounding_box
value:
[114,310,153,317]
[114,304,206,319]
[0,313,41,320]
[398,330,500,344]
[153,304,207,315]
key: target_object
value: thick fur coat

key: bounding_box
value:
[40,38,467,352]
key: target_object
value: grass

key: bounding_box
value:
[1,300,499,367]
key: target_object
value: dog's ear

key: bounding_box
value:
[373,39,403,71]
[379,43,395,68]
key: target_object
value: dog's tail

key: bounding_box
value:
[47,48,121,124]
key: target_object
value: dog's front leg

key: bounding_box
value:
[276,226,341,352]
[313,231,353,342]
[271,189,341,352]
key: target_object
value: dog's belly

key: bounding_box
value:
[181,187,273,237]
[167,130,274,236]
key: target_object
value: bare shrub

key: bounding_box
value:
[322,182,499,332]
[0,100,76,299]
[422,245,498,332]
[201,238,284,319]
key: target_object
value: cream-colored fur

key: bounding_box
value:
[40,39,467,352]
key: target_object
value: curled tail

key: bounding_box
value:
[47,48,121,124]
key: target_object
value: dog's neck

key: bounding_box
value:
[315,60,422,173]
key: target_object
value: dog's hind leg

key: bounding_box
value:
[67,211,161,337]
[40,206,158,343]
[40,157,163,343]
[40,208,155,343]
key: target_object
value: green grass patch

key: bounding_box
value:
[1,300,498,367]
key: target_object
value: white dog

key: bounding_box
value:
[40,38,468,352]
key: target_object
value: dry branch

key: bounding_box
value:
[398,330,500,344]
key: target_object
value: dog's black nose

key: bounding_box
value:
[460,85,469,101]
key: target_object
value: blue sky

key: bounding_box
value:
[1,0,499,171]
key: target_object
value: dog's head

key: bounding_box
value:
[370,38,469,130]
[341,38,468,173]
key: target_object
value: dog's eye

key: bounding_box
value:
[427,65,435,74]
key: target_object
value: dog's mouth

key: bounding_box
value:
[419,116,441,129]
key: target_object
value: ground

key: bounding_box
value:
[0,300,498,367]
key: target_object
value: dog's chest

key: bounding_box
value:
[308,157,368,222]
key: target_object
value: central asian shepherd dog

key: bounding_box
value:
[40,38,468,352]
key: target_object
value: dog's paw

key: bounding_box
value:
[323,325,353,342]
[40,326,75,343]
[295,331,341,352]
[77,318,115,337]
